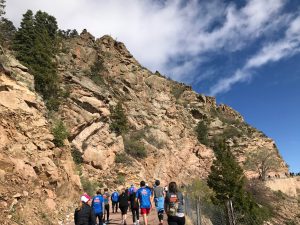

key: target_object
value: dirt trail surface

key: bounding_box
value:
[66,208,165,225]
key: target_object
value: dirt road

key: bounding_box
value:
[66,208,165,225]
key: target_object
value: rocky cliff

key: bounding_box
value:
[0,30,293,224]
[55,31,287,186]
[0,51,80,224]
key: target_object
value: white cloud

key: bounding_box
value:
[209,15,300,96]
[5,0,295,89]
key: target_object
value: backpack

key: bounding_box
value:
[167,193,179,216]
[112,192,119,202]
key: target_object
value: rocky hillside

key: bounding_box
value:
[0,30,293,224]
[0,51,80,224]
[55,30,287,186]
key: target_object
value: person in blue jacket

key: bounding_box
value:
[136,181,153,225]
[111,189,119,213]
[92,190,104,225]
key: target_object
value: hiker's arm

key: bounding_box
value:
[74,210,78,225]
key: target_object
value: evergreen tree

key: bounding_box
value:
[207,140,266,224]
[0,18,16,45]
[13,10,35,65]
[13,10,60,110]
[31,11,59,99]
[207,140,245,203]
[0,0,5,17]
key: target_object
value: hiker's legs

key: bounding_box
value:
[136,208,140,222]
[113,201,118,213]
[105,204,110,221]
[132,208,136,223]
[96,213,104,225]
[158,210,164,224]
[143,214,148,225]
[141,208,150,225]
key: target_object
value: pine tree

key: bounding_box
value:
[31,11,59,99]
[207,140,245,203]
[0,0,15,46]
[207,140,267,225]
[13,10,35,65]
[13,10,60,110]
[0,0,5,17]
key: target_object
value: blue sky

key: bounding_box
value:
[5,0,300,172]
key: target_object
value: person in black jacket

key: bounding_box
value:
[118,188,129,225]
[129,188,140,225]
[74,194,96,225]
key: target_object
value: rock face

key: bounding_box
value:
[0,52,80,225]
[0,31,292,223]
[265,177,300,197]
[56,31,288,188]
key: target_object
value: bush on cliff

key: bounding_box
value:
[195,121,209,145]
[52,120,69,147]
[110,102,128,135]
[124,134,147,159]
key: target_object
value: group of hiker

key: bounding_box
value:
[74,180,185,225]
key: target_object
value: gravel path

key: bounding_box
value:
[65,207,165,225]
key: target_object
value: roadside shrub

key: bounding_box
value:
[115,152,132,164]
[52,120,69,147]
[116,174,125,185]
[80,177,99,196]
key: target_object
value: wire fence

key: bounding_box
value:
[184,193,262,225]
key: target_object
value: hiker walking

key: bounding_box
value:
[92,190,105,225]
[136,181,153,225]
[74,193,96,225]
[129,185,140,225]
[103,188,111,223]
[128,184,136,195]
[111,189,119,213]
[153,180,165,225]
[165,182,185,225]
[118,188,129,225]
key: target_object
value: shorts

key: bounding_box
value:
[120,206,128,215]
[141,208,151,215]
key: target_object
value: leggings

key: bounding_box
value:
[132,207,139,223]
[104,204,110,221]
[158,209,164,221]
[112,201,118,212]
[95,212,103,225]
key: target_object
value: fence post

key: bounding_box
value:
[196,198,201,225]
[226,199,236,225]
